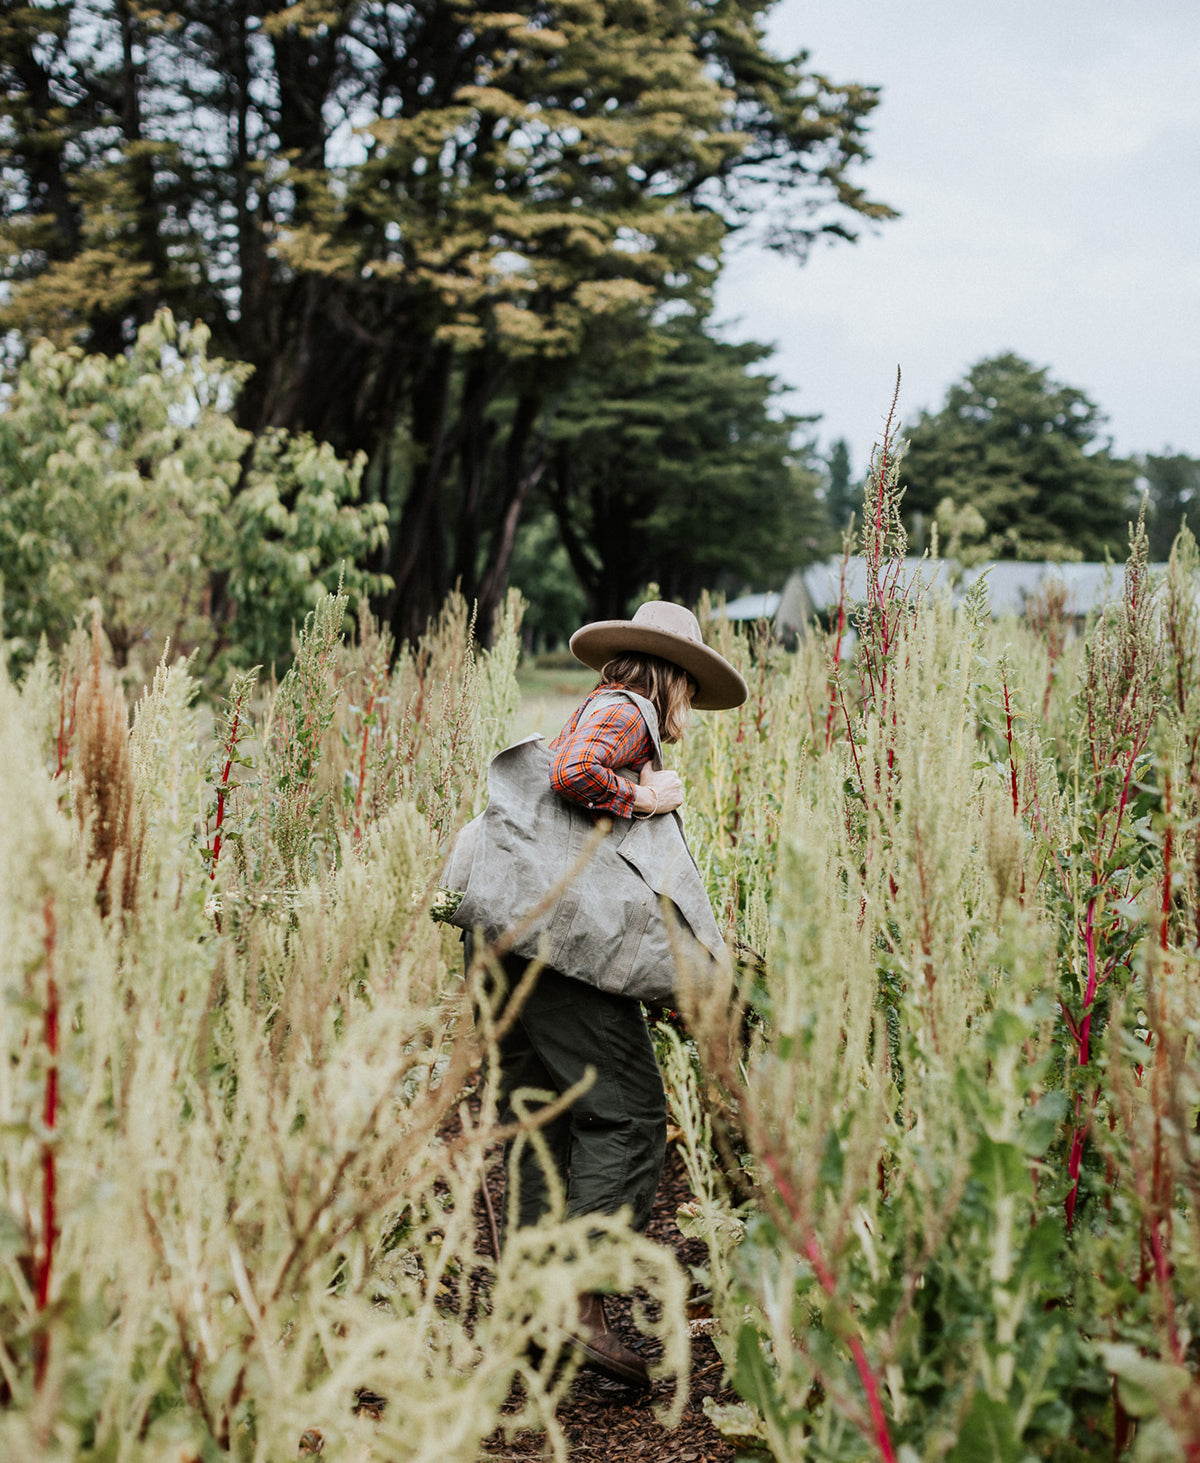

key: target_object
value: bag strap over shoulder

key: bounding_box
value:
[583,688,663,769]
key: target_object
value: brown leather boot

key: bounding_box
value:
[572,1292,651,1388]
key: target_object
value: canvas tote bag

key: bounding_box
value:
[443,691,726,1003]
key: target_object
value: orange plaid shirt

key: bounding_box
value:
[548,684,655,819]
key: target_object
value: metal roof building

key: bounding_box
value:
[721,557,1176,636]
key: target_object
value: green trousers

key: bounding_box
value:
[481,948,667,1234]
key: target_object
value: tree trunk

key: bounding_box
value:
[549,445,604,616]
[231,0,272,384]
[115,0,159,328]
[10,34,80,259]
[475,391,544,640]
[383,342,454,645]
[450,357,500,598]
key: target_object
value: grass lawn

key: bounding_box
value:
[512,657,597,739]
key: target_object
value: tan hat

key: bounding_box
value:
[569,601,748,711]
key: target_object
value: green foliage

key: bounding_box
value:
[507,511,591,651]
[0,312,388,681]
[823,436,859,540]
[662,463,1200,1459]
[18,446,1200,1455]
[0,0,893,640]
[539,313,827,619]
[900,353,1138,561]
[262,587,351,880]
[1140,452,1200,562]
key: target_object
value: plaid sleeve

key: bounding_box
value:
[549,700,655,819]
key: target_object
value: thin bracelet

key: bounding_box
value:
[632,787,659,820]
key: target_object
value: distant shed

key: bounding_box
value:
[957,561,1141,618]
[800,557,951,615]
[719,556,1177,637]
[721,591,782,621]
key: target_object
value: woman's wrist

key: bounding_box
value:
[632,785,659,819]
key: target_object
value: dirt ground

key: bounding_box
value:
[476,1137,743,1463]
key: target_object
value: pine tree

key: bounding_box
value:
[538,314,824,619]
[825,438,857,538]
[1141,453,1200,561]
[900,354,1136,561]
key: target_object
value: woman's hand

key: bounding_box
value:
[634,762,682,815]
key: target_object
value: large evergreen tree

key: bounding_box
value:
[824,437,857,540]
[537,314,824,619]
[900,353,1137,561]
[1141,453,1200,561]
[0,0,893,640]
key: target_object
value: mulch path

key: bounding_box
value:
[475,1134,742,1463]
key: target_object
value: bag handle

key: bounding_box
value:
[584,689,663,770]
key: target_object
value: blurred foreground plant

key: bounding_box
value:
[662,452,1200,1461]
[0,589,691,1461]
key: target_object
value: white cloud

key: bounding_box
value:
[714,0,1200,472]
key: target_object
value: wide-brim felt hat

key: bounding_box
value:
[569,601,748,711]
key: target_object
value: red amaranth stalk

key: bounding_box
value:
[55,661,80,780]
[1033,584,1067,721]
[869,444,891,613]
[730,654,754,844]
[1064,720,1150,1224]
[1148,1169,1183,1363]
[34,899,59,1389]
[838,683,868,807]
[1132,775,1174,1091]
[825,550,851,751]
[1030,786,1070,895]
[1002,676,1019,818]
[1160,771,1174,955]
[730,740,744,842]
[56,666,70,778]
[209,705,241,881]
[1147,967,1184,1362]
[1105,746,1142,862]
[763,1154,897,1463]
[866,379,901,624]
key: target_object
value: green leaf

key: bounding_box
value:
[970,1134,1031,1202]
[1100,1343,1191,1420]
[732,1323,790,1439]
[946,1388,1027,1463]
[1019,1090,1069,1156]
[818,1125,845,1190]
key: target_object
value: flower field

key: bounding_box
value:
[4,443,1200,1460]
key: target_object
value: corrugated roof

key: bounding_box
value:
[802,556,952,611]
[795,556,1172,617]
[956,561,1144,616]
[721,591,782,621]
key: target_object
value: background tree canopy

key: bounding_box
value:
[543,314,826,621]
[1140,452,1200,562]
[0,0,893,649]
[899,353,1138,562]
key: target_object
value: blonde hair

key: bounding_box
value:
[600,652,694,743]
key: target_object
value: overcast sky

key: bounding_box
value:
[714,0,1200,478]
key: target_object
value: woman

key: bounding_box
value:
[476,601,746,1387]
